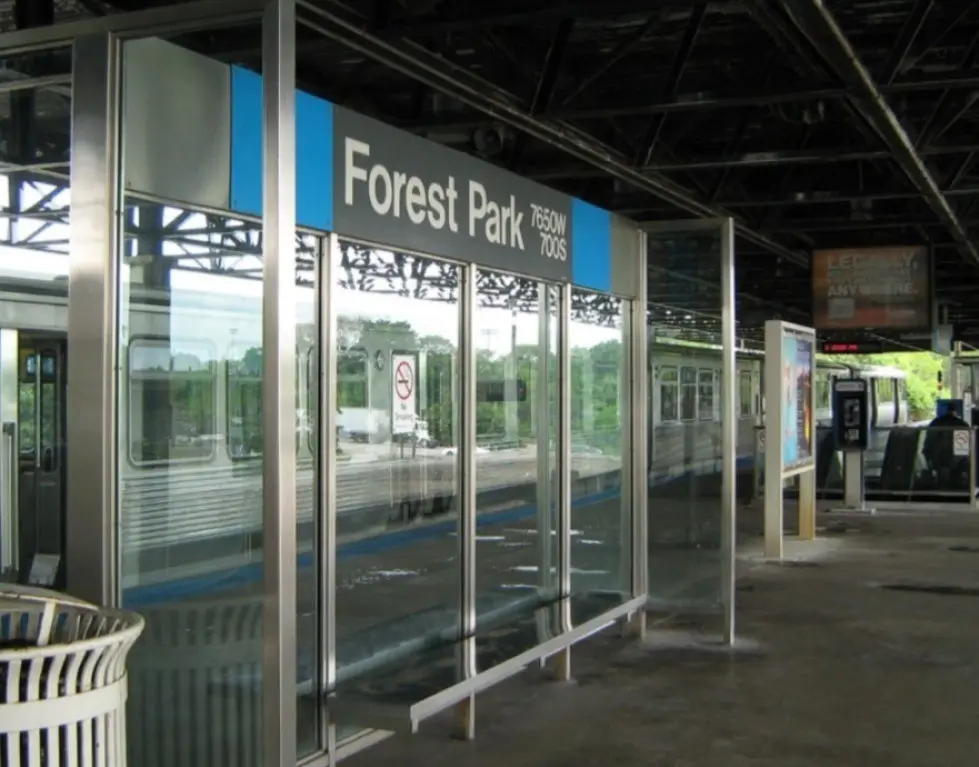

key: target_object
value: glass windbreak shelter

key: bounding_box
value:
[0,2,744,765]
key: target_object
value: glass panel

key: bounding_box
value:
[0,48,71,584]
[296,238,318,755]
[568,289,631,620]
[473,270,559,635]
[115,26,292,767]
[646,230,726,611]
[333,241,461,727]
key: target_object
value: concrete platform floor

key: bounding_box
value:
[347,509,979,766]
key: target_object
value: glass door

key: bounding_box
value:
[0,331,66,586]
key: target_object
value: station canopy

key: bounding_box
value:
[8,0,979,351]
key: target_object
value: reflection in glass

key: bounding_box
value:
[473,270,559,632]
[568,288,631,615]
[332,242,461,729]
[0,49,72,585]
[115,35,326,762]
[646,232,736,610]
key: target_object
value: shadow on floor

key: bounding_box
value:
[345,509,979,767]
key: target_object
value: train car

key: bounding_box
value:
[0,272,911,595]
[647,342,910,482]
[812,360,910,427]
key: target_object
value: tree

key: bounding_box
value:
[830,351,944,420]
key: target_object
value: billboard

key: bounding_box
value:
[812,246,930,330]
[781,333,814,469]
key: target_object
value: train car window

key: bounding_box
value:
[338,349,369,408]
[227,344,263,460]
[697,368,714,421]
[129,339,216,465]
[815,373,831,410]
[680,366,697,421]
[739,369,752,417]
[877,377,894,405]
[659,366,679,422]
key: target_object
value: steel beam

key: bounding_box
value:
[640,143,979,172]
[559,15,658,106]
[381,0,715,34]
[879,0,933,85]
[508,18,574,168]
[549,72,979,121]
[635,4,706,166]
[915,25,979,148]
[295,0,808,267]
[899,3,977,74]
[711,185,979,208]
[776,0,979,268]
[766,218,946,233]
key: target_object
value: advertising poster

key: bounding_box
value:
[781,334,814,469]
[812,246,930,330]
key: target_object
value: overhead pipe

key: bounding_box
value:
[295,0,809,267]
[775,0,979,268]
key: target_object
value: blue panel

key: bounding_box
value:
[296,89,333,231]
[230,66,334,230]
[229,66,262,218]
[571,198,612,291]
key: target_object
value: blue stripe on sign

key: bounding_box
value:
[229,66,335,230]
[297,90,334,231]
[229,66,262,218]
[571,198,612,292]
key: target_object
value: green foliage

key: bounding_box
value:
[828,351,945,420]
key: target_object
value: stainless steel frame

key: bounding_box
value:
[536,283,554,599]
[333,594,646,734]
[28,1,659,760]
[262,3,299,767]
[321,234,339,758]
[459,261,478,735]
[66,33,121,607]
[719,218,736,645]
[0,328,18,577]
[642,217,738,642]
[627,236,650,638]
[0,0,267,54]
[558,282,573,633]
[631,230,649,607]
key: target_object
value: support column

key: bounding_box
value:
[504,312,519,443]
[261,1,298,765]
[66,34,120,606]
[537,284,553,596]
[720,218,737,645]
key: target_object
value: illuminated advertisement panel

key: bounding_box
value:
[812,246,930,330]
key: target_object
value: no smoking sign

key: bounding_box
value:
[391,354,417,435]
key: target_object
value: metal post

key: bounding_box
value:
[763,321,783,561]
[628,230,649,638]
[262,1,298,765]
[618,297,633,604]
[558,282,573,633]
[537,283,553,598]
[970,429,977,510]
[66,34,120,607]
[719,218,737,644]
[843,451,863,509]
[458,261,477,738]
[321,234,339,756]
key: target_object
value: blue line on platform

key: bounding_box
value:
[123,456,753,609]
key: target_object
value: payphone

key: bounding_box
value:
[832,379,874,513]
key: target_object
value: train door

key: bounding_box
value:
[0,330,66,586]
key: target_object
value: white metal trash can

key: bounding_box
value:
[0,585,145,766]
